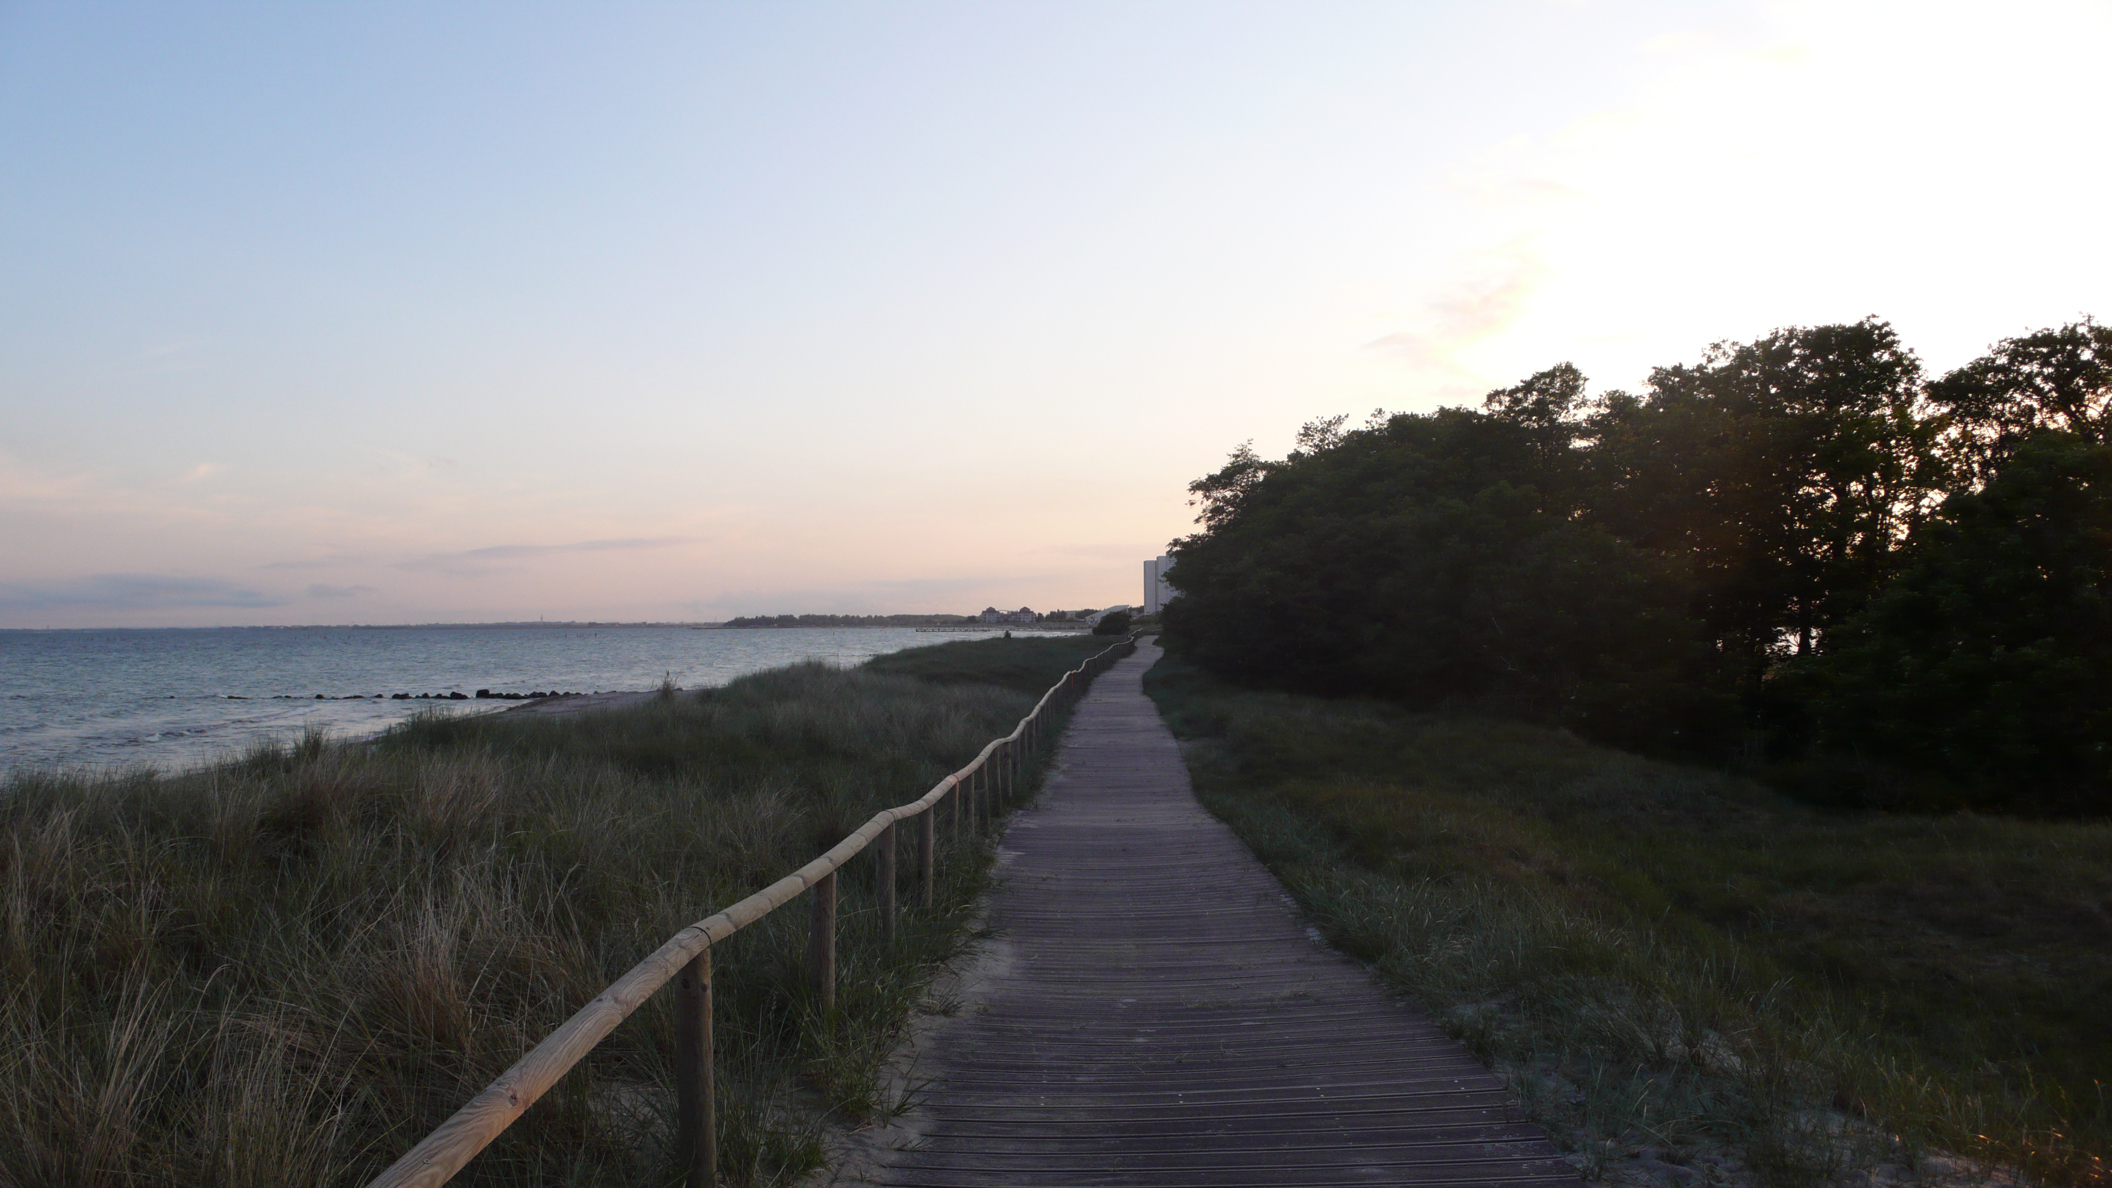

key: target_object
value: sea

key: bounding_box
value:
[0,625,1014,775]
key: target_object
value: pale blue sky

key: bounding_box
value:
[4,1,2108,626]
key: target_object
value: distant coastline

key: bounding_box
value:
[0,621,727,632]
[2,622,1013,772]
[0,618,1014,632]
[723,613,974,629]
[2,614,1119,633]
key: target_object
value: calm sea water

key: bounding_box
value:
[0,625,1012,774]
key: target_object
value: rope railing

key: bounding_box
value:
[365,633,1142,1188]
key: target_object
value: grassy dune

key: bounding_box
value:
[0,636,1113,1188]
[862,631,1115,693]
[1144,652,2111,1187]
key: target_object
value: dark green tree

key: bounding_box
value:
[1163,318,2112,800]
[1795,432,2112,814]
[1927,318,2112,487]
[1483,362,1590,496]
[1586,318,1937,675]
[1164,401,1722,751]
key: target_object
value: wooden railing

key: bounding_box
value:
[365,635,1141,1188]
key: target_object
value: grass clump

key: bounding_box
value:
[1144,651,2111,1187]
[0,648,1075,1188]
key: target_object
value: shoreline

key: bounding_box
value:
[4,624,1001,774]
[500,690,658,717]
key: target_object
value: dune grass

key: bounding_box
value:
[1144,651,2111,1187]
[0,641,1092,1188]
[861,631,1114,694]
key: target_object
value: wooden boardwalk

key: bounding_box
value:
[850,641,1577,1188]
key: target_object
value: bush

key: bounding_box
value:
[1091,610,1132,636]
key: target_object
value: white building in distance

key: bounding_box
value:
[1143,555,1175,615]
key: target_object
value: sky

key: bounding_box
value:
[3,0,2108,627]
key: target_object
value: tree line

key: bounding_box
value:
[1162,317,2112,815]
[725,614,973,627]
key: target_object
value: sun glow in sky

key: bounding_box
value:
[3,1,2107,627]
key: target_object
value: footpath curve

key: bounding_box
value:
[848,639,1578,1188]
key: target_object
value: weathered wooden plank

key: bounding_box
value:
[847,640,1576,1188]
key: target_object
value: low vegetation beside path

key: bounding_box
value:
[863,632,1122,693]
[1144,652,2111,1188]
[0,635,1110,1188]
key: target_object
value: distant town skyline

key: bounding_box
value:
[4,1,2107,627]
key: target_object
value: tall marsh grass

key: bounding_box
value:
[0,646,1087,1188]
[1145,652,2111,1187]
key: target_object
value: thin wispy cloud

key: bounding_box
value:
[695,573,1076,618]
[0,574,284,613]
[0,454,228,527]
[1365,243,1550,386]
[397,537,694,577]
[1036,542,1169,562]
[0,454,94,505]
[304,583,375,598]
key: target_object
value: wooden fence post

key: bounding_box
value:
[877,822,896,945]
[810,871,836,1016]
[919,807,935,910]
[675,949,714,1187]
